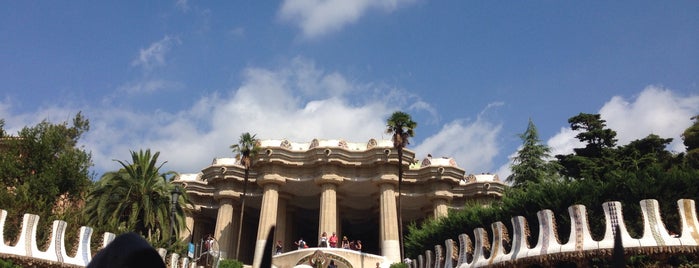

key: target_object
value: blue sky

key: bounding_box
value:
[1,1,698,179]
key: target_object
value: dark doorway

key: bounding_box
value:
[293,208,319,247]
[341,216,379,254]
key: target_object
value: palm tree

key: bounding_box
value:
[84,149,187,247]
[385,111,416,261]
[230,132,260,260]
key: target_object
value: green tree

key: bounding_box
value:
[616,134,674,171]
[0,113,93,245]
[84,149,186,247]
[556,113,619,180]
[683,115,699,168]
[568,113,618,156]
[230,132,260,259]
[385,111,417,261]
[507,119,559,186]
[405,113,699,261]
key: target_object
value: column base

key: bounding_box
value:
[382,239,401,264]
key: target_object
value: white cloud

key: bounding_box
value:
[0,53,502,179]
[85,57,425,174]
[278,0,415,39]
[546,85,699,157]
[547,127,584,157]
[599,85,699,152]
[413,112,502,174]
[117,79,183,95]
[175,0,190,12]
[0,100,80,136]
[131,36,180,71]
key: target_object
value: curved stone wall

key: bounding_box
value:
[410,199,699,268]
[0,209,193,268]
[2,198,697,267]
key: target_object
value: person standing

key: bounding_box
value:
[319,232,328,247]
[341,236,350,249]
[294,238,307,250]
[329,232,338,248]
[275,240,283,255]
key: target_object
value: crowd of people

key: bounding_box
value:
[276,231,364,255]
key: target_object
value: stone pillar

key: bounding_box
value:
[432,198,449,219]
[252,176,283,268]
[213,198,237,259]
[430,183,452,219]
[379,182,400,263]
[318,183,338,239]
[315,175,342,241]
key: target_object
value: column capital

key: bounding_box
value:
[373,174,399,187]
[212,182,245,201]
[258,173,286,187]
[314,174,343,186]
[427,191,453,202]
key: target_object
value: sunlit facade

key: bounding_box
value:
[174,138,507,265]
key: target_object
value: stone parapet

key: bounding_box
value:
[412,199,699,268]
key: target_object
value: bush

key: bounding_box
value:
[0,259,20,268]
[389,262,408,268]
[219,259,244,268]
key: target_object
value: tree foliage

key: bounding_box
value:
[230,132,260,170]
[556,113,619,180]
[386,111,417,260]
[683,115,699,168]
[84,149,188,248]
[386,111,417,151]
[507,119,559,187]
[405,113,699,263]
[0,113,93,245]
[230,132,260,259]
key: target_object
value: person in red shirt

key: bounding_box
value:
[329,232,338,248]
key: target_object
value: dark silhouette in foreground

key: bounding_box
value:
[88,232,165,268]
[261,226,276,268]
[86,226,276,268]
[612,225,625,268]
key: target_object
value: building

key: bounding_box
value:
[174,138,506,265]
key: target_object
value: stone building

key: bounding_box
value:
[173,139,506,265]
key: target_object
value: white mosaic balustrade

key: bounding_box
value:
[1,198,697,267]
[443,239,455,268]
[415,199,699,268]
[0,209,192,268]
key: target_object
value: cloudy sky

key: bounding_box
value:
[1,1,698,179]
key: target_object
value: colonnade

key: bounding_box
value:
[200,175,414,265]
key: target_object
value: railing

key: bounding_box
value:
[408,199,699,268]
[2,199,698,267]
[0,209,191,267]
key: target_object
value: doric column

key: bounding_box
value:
[432,198,448,219]
[252,175,284,268]
[315,175,342,240]
[318,183,338,239]
[213,198,237,259]
[379,182,401,263]
[430,182,452,219]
